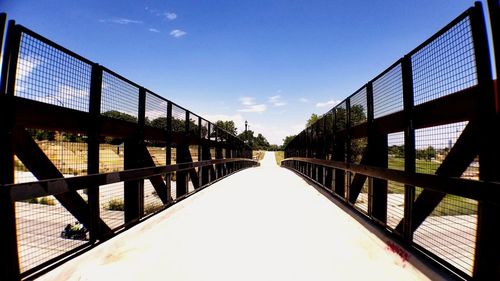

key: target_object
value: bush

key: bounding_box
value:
[144,203,164,214]
[24,198,39,204]
[23,197,56,205]
[38,197,56,205]
[105,198,124,211]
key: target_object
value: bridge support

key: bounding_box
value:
[472,2,500,279]
[0,18,20,280]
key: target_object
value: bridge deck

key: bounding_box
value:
[39,152,441,280]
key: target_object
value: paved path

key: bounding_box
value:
[39,152,441,280]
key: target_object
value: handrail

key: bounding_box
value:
[4,158,258,202]
[282,157,500,205]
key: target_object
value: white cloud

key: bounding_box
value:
[170,29,187,38]
[316,99,341,108]
[238,104,267,113]
[238,96,266,113]
[165,12,177,21]
[99,18,143,25]
[250,123,303,145]
[14,56,40,93]
[299,97,309,103]
[149,28,160,33]
[16,56,39,81]
[29,85,90,110]
[240,96,255,106]
[268,95,286,107]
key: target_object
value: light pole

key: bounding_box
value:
[244,120,248,143]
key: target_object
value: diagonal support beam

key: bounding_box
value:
[175,144,200,197]
[140,145,172,204]
[395,121,480,233]
[182,146,200,189]
[200,144,212,186]
[348,148,370,203]
[13,128,112,236]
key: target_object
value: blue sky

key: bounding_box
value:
[0,0,490,144]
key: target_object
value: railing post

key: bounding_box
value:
[470,2,500,279]
[198,117,202,181]
[124,87,145,224]
[88,63,103,241]
[215,129,223,178]
[225,139,232,174]
[333,108,345,197]
[175,111,189,197]
[165,102,173,202]
[0,13,5,60]
[0,19,21,280]
[307,128,312,178]
[367,82,388,224]
[402,55,415,242]
[322,117,327,185]
[312,124,317,181]
[0,18,21,280]
[201,122,211,185]
[487,0,500,113]
[324,112,333,189]
[345,98,351,200]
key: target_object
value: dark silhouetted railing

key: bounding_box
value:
[0,14,257,280]
[283,2,500,280]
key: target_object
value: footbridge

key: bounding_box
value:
[1,1,500,280]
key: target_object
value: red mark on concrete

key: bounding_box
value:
[386,241,410,266]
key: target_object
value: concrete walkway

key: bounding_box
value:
[39,152,440,280]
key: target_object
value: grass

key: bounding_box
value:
[387,157,476,216]
[252,150,265,161]
[388,157,441,174]
[432,194,477,216]
[275,151,284,166]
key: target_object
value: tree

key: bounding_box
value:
[388,145,404,158]
[416,146,436,161]
[215,120,237,135]
[33,130,55,141]
[238,130,254,147]
[237,130,273,150]
[268,144,280,151]
[282,135,296,149]
[150,117,167,129]
[254,133,270,150]
[102,110,137,123]
[306,113,319,127]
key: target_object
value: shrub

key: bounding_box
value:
[23,197,56,205]
[105,198,124,211]
[144,203,164,214]
[24,198,39,204]
[38,197,56,205]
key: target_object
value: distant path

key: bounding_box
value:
[40,152,439,280]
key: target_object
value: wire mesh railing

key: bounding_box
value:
[0,14,256,280]
[283,3,499,280]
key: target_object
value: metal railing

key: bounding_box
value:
[0,14,258,280]
[283,2,499,280]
